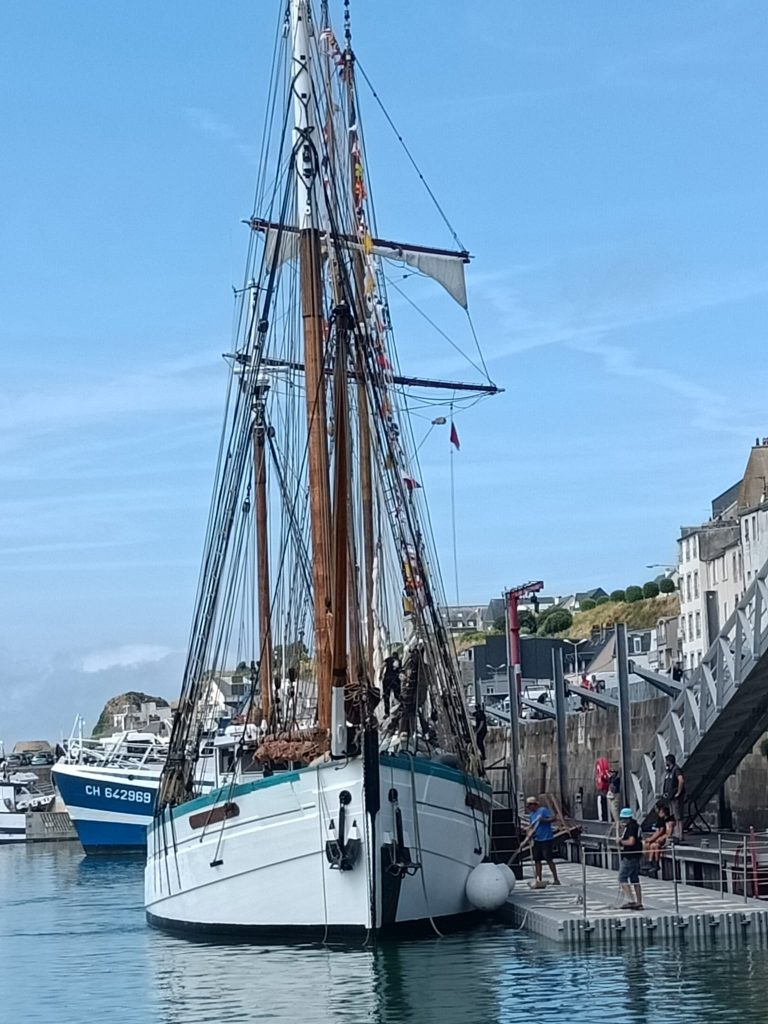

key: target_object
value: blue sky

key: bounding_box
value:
[1,1,766,743]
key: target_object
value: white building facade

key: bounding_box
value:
[675,442,768,675]
[677,528,707,673]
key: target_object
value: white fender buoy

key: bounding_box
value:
[496,863,516,894]
[465,863,510,911]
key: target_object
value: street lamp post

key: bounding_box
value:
[564,637,588,679]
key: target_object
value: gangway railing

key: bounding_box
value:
[635,557,768,820]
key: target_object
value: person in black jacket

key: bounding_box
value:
[618,807,644,910]
[662,754,685,840]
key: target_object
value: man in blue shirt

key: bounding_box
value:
[525,796,560,886]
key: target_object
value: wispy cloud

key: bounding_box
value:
[80,644,176,674]
[472,262,768,360]
[0,648,185,744]
[0,349,222,455]
[184,106,258,163]
[569,336,737,435]
[391,257,768,440]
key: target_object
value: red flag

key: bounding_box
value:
[449,422,460,450]
[403,476,421,491]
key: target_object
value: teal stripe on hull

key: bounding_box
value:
[169,752,489,819]
[381,752,491,792]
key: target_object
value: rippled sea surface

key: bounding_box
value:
[3,843,768,1023]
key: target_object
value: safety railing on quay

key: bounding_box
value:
[634,556,768,818]
[552,826,768,916]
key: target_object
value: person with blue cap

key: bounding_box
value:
[617,806,643,910]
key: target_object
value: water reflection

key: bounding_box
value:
[4,845,768,1024]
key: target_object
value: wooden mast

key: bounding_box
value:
[318,5,361,698]
[292,1,333,729]
[252,378,272,722]
[341,36,376,684]
[331,307,352,698]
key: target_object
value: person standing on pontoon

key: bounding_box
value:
[618,807,644,911]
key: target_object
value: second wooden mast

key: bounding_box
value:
[292,1,334,731]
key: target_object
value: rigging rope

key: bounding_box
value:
[355,60,466,254]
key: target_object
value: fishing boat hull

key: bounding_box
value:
[0,812,26,844]
[52,761,160,854]
[145,754,490,937]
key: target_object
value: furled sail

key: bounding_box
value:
[255,219,469,308]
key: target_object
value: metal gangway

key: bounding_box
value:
[632,557,768,820]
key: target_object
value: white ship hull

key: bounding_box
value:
[145,753,490,937]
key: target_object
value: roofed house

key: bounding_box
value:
[559,588,609,611]
[441,604,488,637]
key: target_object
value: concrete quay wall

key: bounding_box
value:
[485,698,768,829]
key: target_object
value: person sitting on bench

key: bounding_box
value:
[644,801,674,863]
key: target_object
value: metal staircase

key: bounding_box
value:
[634,557,768,820]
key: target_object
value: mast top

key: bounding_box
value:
[290,0,318,232]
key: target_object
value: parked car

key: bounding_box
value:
[5,752,31,770]
[30,752,55,766]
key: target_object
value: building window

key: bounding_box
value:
[695,611,701,638]
[732,552,738,580]
[753,515,758,540]
[686,574,692,601]
[693,570,699,598]
[721,555,728,581]
[633,636,642,654]
[745,519,750,542]
[688,613,693,640]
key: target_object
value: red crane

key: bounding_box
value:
[504,581,544,699]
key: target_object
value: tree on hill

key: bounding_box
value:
[493,610,537,633]
[580,598,597,611]
[519,610,538,633]
[610,589,626,602]
[596,596,610,605]
[625,585,643,603]
[659,577,676,594]
[538,609,573,635]
[643,580,660,599]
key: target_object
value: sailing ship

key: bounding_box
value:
[145,0,501,938]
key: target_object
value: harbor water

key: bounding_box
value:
[3,843,768,1024]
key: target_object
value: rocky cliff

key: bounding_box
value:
[92,691,170,737]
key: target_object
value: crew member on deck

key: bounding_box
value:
[381,653,401,715]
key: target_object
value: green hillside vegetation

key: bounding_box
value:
[563,594,680,639]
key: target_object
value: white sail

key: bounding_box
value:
[261,223,469,307]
